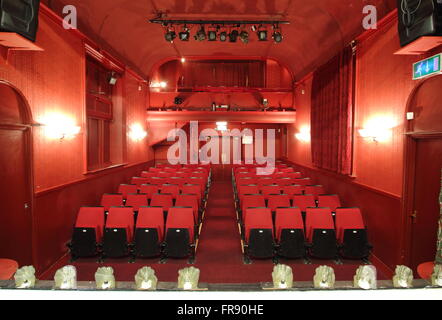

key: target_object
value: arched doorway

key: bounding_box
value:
[403,75,442,273]
[0,81,34,266]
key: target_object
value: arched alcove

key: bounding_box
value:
[403,75,442,272]
[0,81,34,266]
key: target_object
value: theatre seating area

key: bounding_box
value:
[69,164,211,263]
[233,160,372,264]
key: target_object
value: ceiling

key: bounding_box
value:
[44,0,397,80]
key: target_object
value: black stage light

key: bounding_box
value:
[165,30,176,42]
[258,30,268,41]
[273,31,283,43]
[179,31,190,41]
[208,30,217,41]
[219,31,227,42]
[229,30,239,42]
[194,26,207,41]
[239,31,249,43]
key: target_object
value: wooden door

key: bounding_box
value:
[410,138,442,271]
[0,84,33,266]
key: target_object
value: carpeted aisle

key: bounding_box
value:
[41,171,386,283]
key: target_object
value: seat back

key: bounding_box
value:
[282,185,304,196]
[131,177,149,186]
[100,194,124,211]
[181,184,202,202]
[305,207,334,243]
[75,207,105,241]
[166,207,195,241]
[241,194,266,213]
[292,195,316,212]
[238,185,260,197]
[335,208,366,243]
[125,194,149,211]
[160,184,180,199]
[175,194,200,223]
[267,194,291,211]
[305,185,326,199]
[106,207,134,241]
[318,195,341,212]
[293,178,312,187]
[139,184,160,199]
[243,207,271,226]
[261,185,281,197]
[245,208,273,242]
[136,207,165,240]
[118,184,138,200]
[275,207,304,240]
[150,193,174,211]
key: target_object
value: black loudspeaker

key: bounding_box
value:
[174,97,184,105]
[398,0,442,47]
[0,0,40,42]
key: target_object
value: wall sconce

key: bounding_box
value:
[358,116,396,143]
[128,124,147,141]
[216,121,228,132]
[295,127,310,142]
[39,113,81,140]
[150,81,167,88]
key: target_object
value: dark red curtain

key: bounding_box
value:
[311,46,354,175]
[182,60,264,87]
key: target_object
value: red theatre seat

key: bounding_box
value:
[267,194,292,212]
[260,185,282,198]
[292,195,316,212]
[160,184,180,199]
[244,208,274,259]
[318,195,341,212]
[131,177,149,186]
[335,208,371,259]
[241,194,266,216]
[70,207,105,258]
[283,185,304,197]
[164,207,196,259]
[118,184,138,200]
[125,194,149,211]
[103,207,134,258]
[101,194,124,211]
[305,185,326,200]
[175,194,200,223]
[139,184,160,200]
[305,208,337,259]
[181,184,202,203]
[275,208,306,259]
[150,193,174,212]
[134,207,165,258]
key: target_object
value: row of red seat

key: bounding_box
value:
[232,162,372,262]
[241,207,370,260]
[69,206,197,260]
[239,194,341,213]
[69,164,211,262]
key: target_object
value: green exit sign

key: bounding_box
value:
[413,53,442,80]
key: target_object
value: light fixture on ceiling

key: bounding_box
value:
[219,30,227,42]
[272,24,283,43]
[179,25,190,41]
[208,26,217,41]
[239,29,249,44]
[257,26,268,41]
[108,72,118,85]
[194,25,207,41]
[164,26,176,43]
[229,29,239,43]
[181,57,186,63]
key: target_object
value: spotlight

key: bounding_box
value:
[194,26,206,41]
[229,30,239,43]
[251,25,258,32]
[273,31,283,43]
[179,31,190,41]
[239,30,249,44]
[219,31,227,42]
[208,30,217,41]
[258,30,268,41]
[165,30,176,42]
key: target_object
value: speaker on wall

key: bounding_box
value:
[0,0,41,42]
[398,0,442,47]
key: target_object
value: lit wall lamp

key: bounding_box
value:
[295,127,311,143]
[358,117,396,143]
[150,81,167,89]
[129,124,148,141]
[38,113,81,140]
[216,121,228,132]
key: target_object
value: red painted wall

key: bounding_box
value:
[287,18,442,273]
[0,9,154,273]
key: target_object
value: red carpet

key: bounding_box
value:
[41,174,387,283]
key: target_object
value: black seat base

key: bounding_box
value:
[103,228,130,258]
[310,229,337,259]
[134,228,161,258]
[163,228,191,258]
[70,227,99,259]
[341,229,371,259]
[247,229,274,259]
[277,229,306,259]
